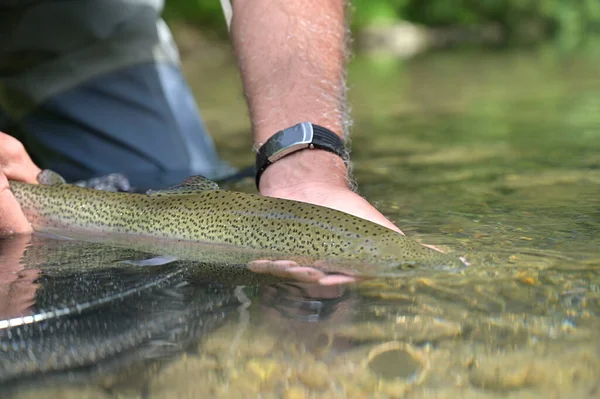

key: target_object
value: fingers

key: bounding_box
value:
[0,132,41,184]
[248,260,326,282]
[317,274,358,285]
[421,243,444,253]
[0,172,32,234]
[247,259,360,286]
[0,132,37,234]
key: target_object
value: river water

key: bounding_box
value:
[1,42,599,398]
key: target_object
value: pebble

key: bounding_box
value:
[298,360,330,390]
[284,385,308,399]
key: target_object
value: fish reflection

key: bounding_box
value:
[0,234,357,393]
[0,235,239,390]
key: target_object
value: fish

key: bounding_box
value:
[8,170,465,275]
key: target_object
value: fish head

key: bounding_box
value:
[350,232,468,274]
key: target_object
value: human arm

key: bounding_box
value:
[0,132,41,235]
[230,0,402,233]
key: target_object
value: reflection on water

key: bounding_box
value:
[0,236,240,392]
[1,47,600,398]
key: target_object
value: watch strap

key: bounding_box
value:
[255,122,347,189]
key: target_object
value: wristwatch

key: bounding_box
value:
[255,122,347,188]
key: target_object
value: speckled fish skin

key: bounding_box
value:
[9,175,464,271]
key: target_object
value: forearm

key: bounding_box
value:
[230,0,351,190]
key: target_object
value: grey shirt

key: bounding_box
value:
[0,0,180,119]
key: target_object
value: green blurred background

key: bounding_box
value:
[163,0,600,50]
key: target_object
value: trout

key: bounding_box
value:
[8,170,465,275]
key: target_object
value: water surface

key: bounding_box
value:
[1,47,599,398]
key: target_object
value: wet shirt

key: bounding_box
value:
[0,0,180,120]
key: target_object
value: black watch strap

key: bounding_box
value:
[255,122,347,189]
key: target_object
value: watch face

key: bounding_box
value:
[256,122,346,188]
[266,123,314,162]
[278,123,313,147]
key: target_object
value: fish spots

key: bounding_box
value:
[9,180,464,270]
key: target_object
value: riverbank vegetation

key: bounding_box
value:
[163,0,599,49]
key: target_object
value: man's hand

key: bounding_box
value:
[259,150,403,234]
[229,0,406,284]
[0,132,41,234]
[251,150,403,287]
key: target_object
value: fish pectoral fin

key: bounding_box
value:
[119,256,179,267]
[37,169,67,185]
[146,175,220,196]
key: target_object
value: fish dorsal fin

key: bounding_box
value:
[146,175,219,197]
[37,169,67,185]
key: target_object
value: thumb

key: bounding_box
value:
[0,132,41,184]
[0,171,33,234]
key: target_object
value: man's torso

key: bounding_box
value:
[0,0,180,119]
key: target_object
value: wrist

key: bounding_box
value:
[258,149,351,195]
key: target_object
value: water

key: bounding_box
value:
[1,46,600,398]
